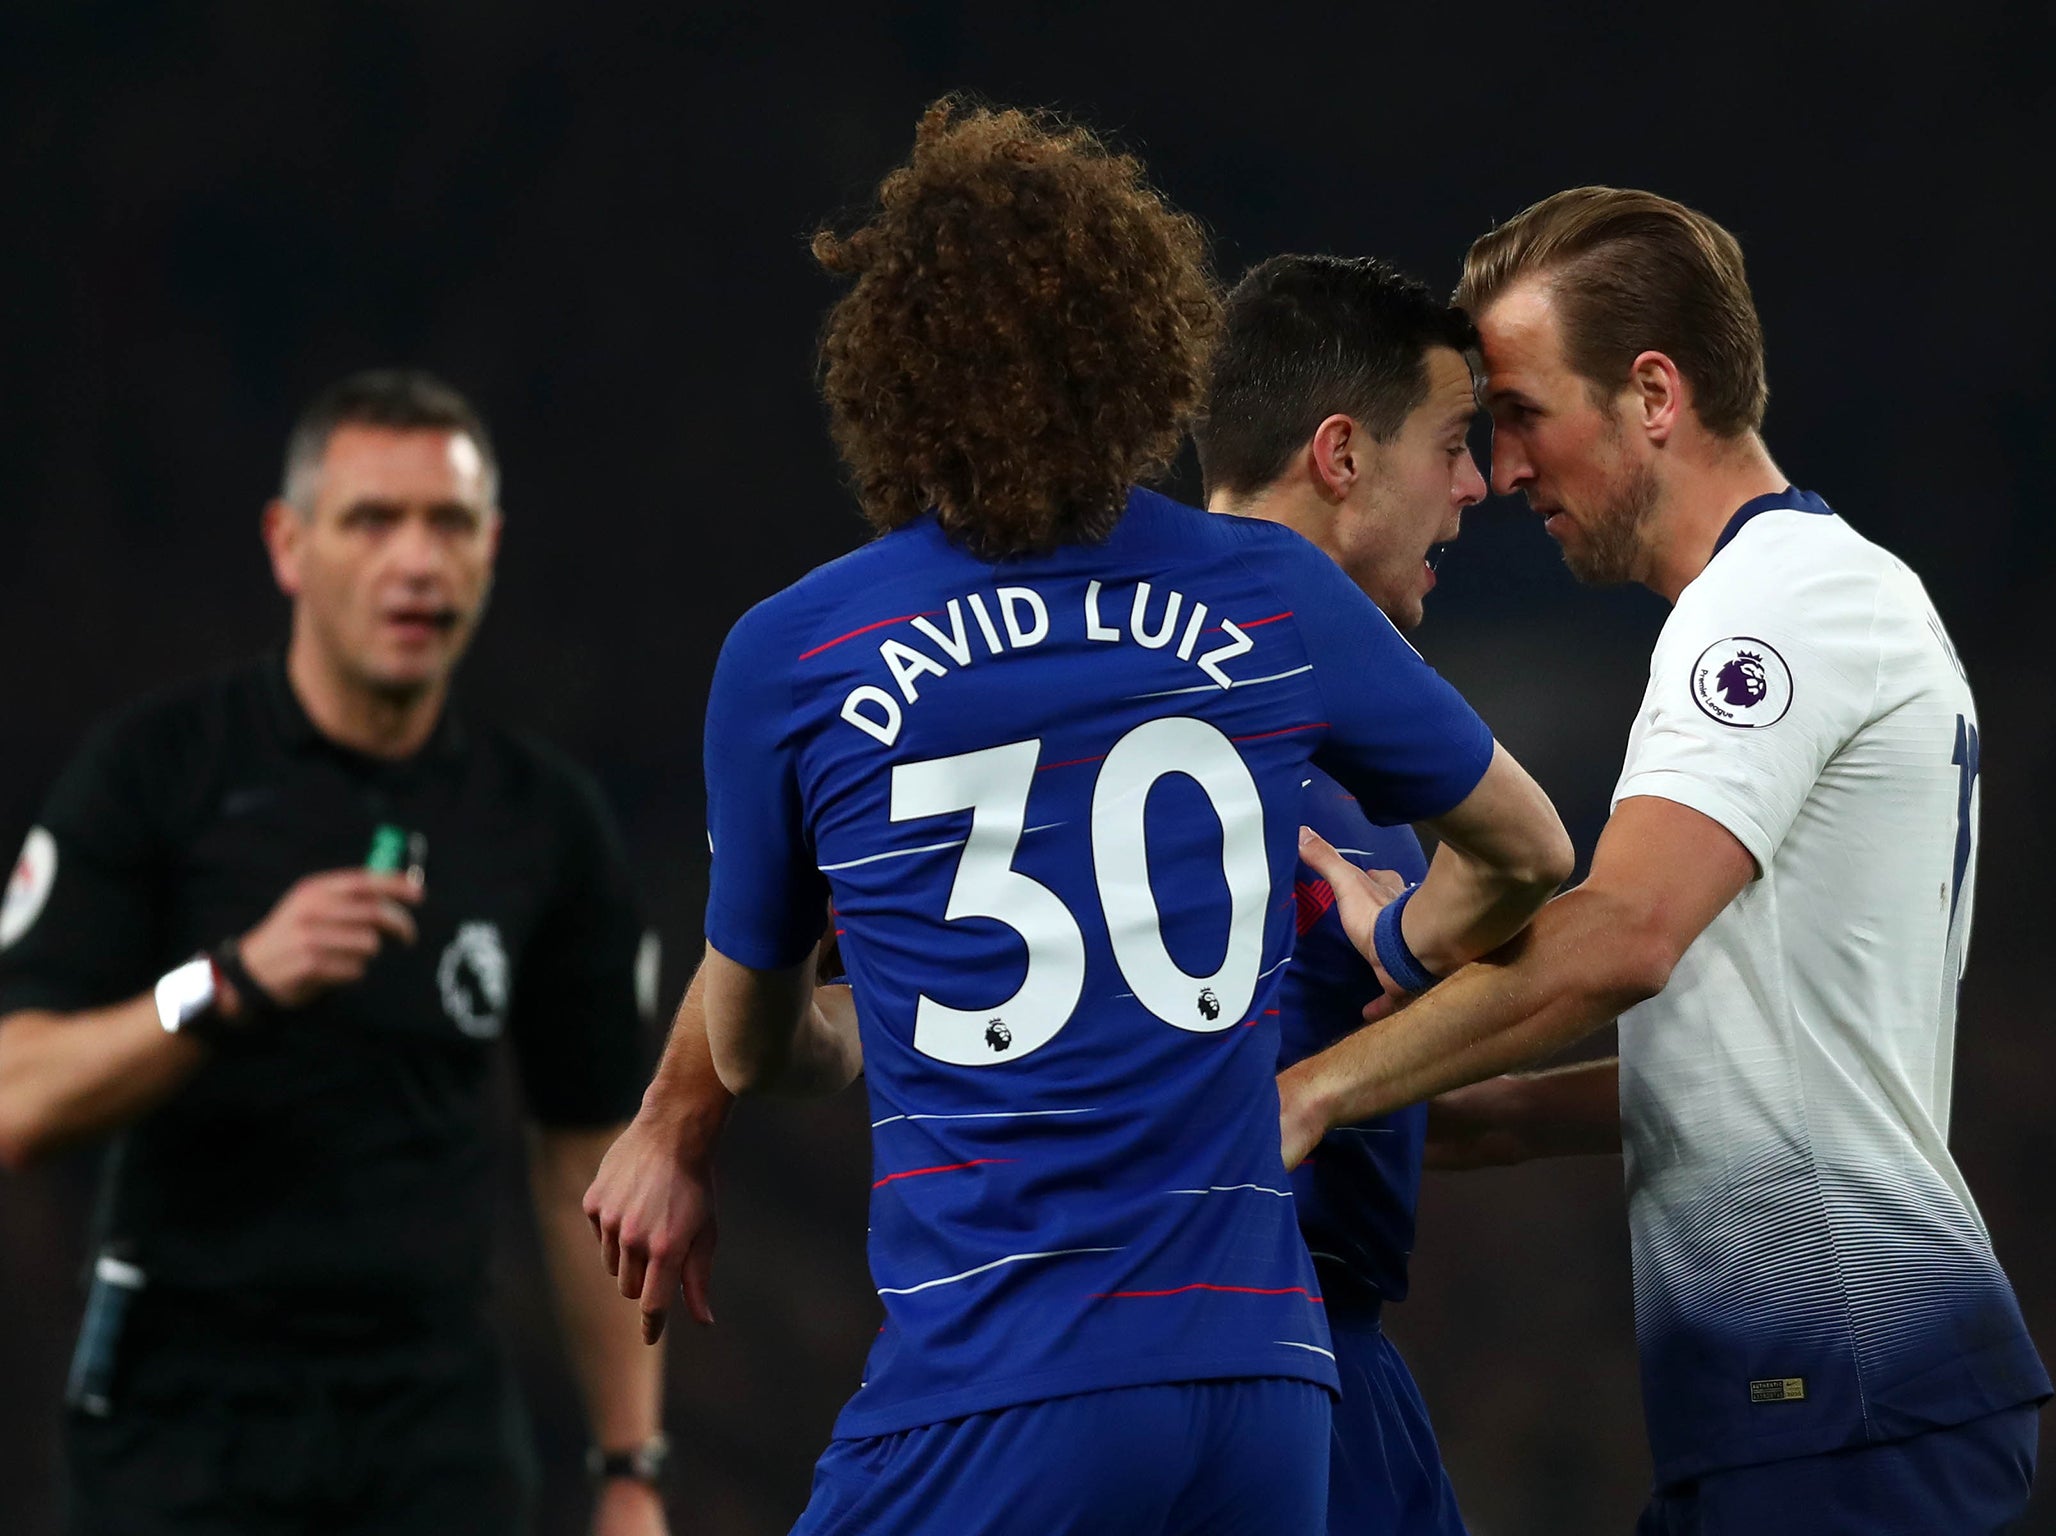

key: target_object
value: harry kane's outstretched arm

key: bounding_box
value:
[1280,793,1753,1168]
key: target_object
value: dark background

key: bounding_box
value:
[2,3,2050,1532]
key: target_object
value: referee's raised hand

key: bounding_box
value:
[228,870,424,1013]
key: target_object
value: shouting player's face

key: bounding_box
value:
[266,425,500,702]
[1477,277,1657,586]
[1331,346,1486,632]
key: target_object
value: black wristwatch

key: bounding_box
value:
[154,939,281,1044]
[586,1432,670,1485]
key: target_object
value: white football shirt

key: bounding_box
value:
[1610,488,2046,1482]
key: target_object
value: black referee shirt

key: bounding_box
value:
[0,656,648,1336]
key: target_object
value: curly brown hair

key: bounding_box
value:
[812,98,1219,559]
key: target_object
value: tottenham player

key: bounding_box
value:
[1280,188,2049,1532]
[588,101,1572,1534]
[1195,253,1486,1536]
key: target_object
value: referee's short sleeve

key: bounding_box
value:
[0,715,166,1016]
[505,760,649,1128]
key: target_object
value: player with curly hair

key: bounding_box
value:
[589,101,1571,1534]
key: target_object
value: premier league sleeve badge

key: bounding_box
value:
[1690,637,1793,728]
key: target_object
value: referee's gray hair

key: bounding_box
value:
[280,369,500,513]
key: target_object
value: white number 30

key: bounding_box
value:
[888,717,1270,1066]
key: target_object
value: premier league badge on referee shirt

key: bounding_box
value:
[0,827,56,948]
[438,920,510,1039]
[1690,636,1793,727]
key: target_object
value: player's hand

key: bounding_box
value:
[232,869,424,1012]
[590,1476,669,1536]
[1296,827,1411,1001]
[1423,1076,1533,1170]
[584,1107,718,1344]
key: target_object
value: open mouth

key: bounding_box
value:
[384,607,460,639]
[1425,542,1452,576]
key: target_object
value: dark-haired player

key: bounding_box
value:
[0,371,670,1536]
[588,101,1571,1534]
[1283,188,2049,1534]
[1194,253,1487,1535]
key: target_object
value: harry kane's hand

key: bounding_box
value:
[231,869,424,1013]
[585,1107,719,1344]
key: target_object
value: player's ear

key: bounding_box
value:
[1309,414,1359,500]
[261,498,305,598]
[1630,350,1684,445]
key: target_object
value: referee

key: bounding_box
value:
[0,372,672,1536]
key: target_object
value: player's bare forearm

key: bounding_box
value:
[637,966,734,1159]
[701,943,861,1098]
[1402,742,1575,973]
[586,969,730,1342]
[1425,1058,1622,1170]
[0,996,207,1169]
[1284,796,1755,1166]
[1403,834,1563,974]
[532,1124,666,1447]
[717,990,860,1098]
[1279,885,1661,1165]
[757,983,862,1098]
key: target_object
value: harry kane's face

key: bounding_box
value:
[1477,277,1656,586]
[267,425,500,700]
[1336,346,1487,633]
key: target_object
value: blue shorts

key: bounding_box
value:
[1637,1403,2041,1536]
[1326,1296,1467,1536]
[791,1377,1332,1536]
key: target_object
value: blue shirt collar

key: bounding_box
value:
[1711,484,1834,560]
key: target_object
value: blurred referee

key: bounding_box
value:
[0,372,671,1536]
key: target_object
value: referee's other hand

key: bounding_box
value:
[227,870,424,1014]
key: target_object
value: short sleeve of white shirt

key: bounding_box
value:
[1612,513,1881,872]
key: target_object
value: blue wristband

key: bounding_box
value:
[1371,885,1438,994]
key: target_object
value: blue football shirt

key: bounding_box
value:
[1279,769,1430,1305]
[703,488,1494,1437]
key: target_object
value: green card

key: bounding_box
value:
[365,824,408,874]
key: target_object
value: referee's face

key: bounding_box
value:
[268,424,501,700]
